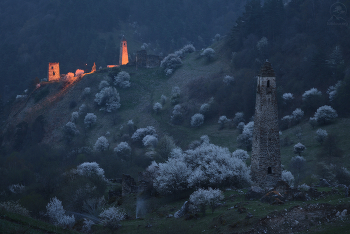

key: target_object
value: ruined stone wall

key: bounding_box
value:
[136,50,147,68]
[48,63,60,81]
[251,62,281,188]
[147,55,161,68]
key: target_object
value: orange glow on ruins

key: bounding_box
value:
[48,63,60,81]
[119,36,129,65]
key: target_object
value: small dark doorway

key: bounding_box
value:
[268,167,272,174]
[267,80,270,87]
[53,72,55,76]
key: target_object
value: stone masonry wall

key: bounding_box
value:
[251,62,282,188]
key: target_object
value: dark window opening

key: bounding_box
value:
[269,138,271,141]
[267,80,270,87]
[268,167,272,174]
[51,66,54,69]
[53,72,55,76]
[124,43,126,46]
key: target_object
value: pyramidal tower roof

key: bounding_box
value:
[259,60,275,77]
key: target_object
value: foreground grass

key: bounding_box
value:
[0,209,80,234]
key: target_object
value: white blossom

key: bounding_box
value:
[293,142,306,156]
[191,113,204,127]
[199,103,210,114]
[232,149,249,161]
[315,129,328,144]
[201,48,215,59]
[189,187,224,214]
[153,102,162,113]
[84,113,97,128]
[94,87,121,112]
[46,197,75,227]
[8,184,25,194]
[292,108,304,121]
[223,75,234,85]
[71,112,79,123]
[313,105,338,125]
[99,80,110,90]
[114,71,131,88]
[142,135,158,147]
[281,170,294,187]
[76,162,105,178]
[327,81,342,102]
[99,207,125,228]
[131,126,157,142]
[65,122,80,136]
[282,93,294,102]
[114,142,131,156]
[94,136,109,152]
[302,88,322,101]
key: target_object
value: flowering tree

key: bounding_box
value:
[114,71,131,88]
[218,116,228,129]
[232,149,249,161]
[82,87,91,97]
[223,75,234,85]
[94,136,109,152]
[64,122,79,137]
[281,170,294,187]
[201,48,215,60]
[142,135,158,147]
[153,102,162,113]
[237,121,254,150]
[182,44,196,53]
[290,156,306,185]
[293,142,306,156]
[313,105,338,125]
[114,142,131,157]
[99,207,125,229]
[84,113,97,128]
[302,88,323,112]
[153,158,191,194]
[302,88,322,101]
[232,112,245,127]
[160,53,182,71]
[292,108,304,123]
[161,94,167,104]
[282,93,294,103]
[99,80,110,90]
[46,197,75,227]
[131,126,157,142]
[171,86,181,104]
[199,103,210,115]
[76,162,105,178]
[79,104,87,115]
[149,136,251,194]
[171,104,183,124]
[189,188,224,215]
[94,87,121,112]
[71,112,79,123]
[315,129,328,145]
[327,81,342,102]
[191,113,204,127]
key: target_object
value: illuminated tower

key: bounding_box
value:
[48,62,60,81]
[119,36,129,65]
[251,61,282,188]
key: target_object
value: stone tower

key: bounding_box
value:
[251,61,282,188]
[48,62,60,81]
[119,36,129,65]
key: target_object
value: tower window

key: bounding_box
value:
[267,80,270,87]
[124,43,126,46]
[51,66,54,69]
[53,72,55,76]
[268,167,272,174]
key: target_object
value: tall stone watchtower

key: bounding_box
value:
[251,61,282,188]
[119,36,129,65]
[48,62,60,81]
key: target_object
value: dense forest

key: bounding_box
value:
[0,0,246,101]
